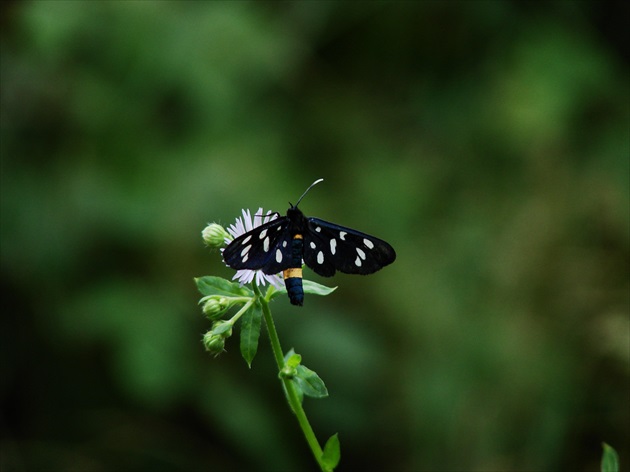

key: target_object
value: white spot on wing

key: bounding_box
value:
[242,235,252,244]
[310,242,316,249]
[317,251,324,264]
[259,229,267,239]
[356,248,366,260]
[282,241,287,247]
[276,249,283,263]
[263,237,270,252]
[355,256,361,267]
[330,238,337,255]
[243,254,249,263]
[364,239,374,249]
[340,231,347,240]
[241,245,251,256]
[315,227,321,233]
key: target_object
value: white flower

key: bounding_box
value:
[222,208,285,289]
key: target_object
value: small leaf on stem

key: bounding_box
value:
[240,301,262,367]
[295,365,329,399]
[195,276,252,298]
[321,433,340,471]
[270,279,337,300]
[601,443,619,472]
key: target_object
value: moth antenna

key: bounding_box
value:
[292,178,324,208]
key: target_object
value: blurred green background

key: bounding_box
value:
[1,1,628,471]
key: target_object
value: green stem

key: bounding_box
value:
[229,297,255,324]
[252,282,328,472]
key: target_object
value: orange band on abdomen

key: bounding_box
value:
[283,268,303,279]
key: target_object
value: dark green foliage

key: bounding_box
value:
[1,1,628,471]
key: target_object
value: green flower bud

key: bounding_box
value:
[202,223,229,248]
[202,296,230,320]
[202,331,226,357]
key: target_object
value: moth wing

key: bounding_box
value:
[302,222,337,277]
[223,218,294,274]
[304,218,396,277]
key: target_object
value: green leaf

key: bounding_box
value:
[239,301,262,367]
[294,364,328,398]
[270,279,337,300]
[321,433,340,471]
[601,443,619,472]
[302,280,337,296]
[195,276,252,298]
[211,321,232,336]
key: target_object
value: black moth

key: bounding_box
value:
[223,179,396,306]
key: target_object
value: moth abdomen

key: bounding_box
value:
[283,235,305,306]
